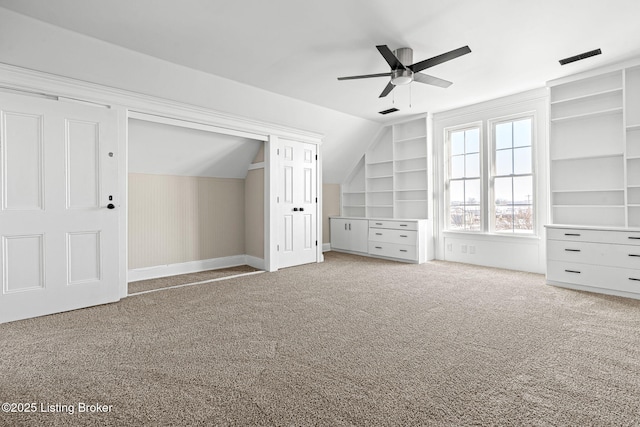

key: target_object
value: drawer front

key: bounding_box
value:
[369,220,417,231]
[369,228,417,245]
[547,227,640,245]
[547,260,640,294]
[547,240,640,269]
[368,241,417,261]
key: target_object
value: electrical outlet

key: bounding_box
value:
[461,244,467,253]
[469,245,476,254]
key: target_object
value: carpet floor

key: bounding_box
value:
[128,265,261,294]
[1,251,640,426]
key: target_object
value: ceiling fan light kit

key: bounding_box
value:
[338,45,471,99]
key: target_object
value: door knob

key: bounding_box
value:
[107,203,115,209]
[300,207,304,211]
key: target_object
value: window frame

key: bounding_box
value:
[444,122,484,232]
[489,112,537,235]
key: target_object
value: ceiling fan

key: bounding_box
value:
[337,45,471,98]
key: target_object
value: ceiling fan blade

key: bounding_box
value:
[376,45,406,70]
[413,73,453,88]
[409,46,471,73]
[379,81,395,98]
[337,72,392,81]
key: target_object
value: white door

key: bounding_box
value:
[279,139,317,268]
[0,92,119,324]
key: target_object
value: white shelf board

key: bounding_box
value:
[396,199,428,203]
[367,175,394,179]
[550,152,624,161]
[367,190,393,193]
[550,88,622,105]
[395,188,428,192]
[627,124,640,131]
[343,204,365,208]
[551,188,624,193]
[395,168,428,174]
[365,159,393,165]
[551,107,623,122]
[552,204,626,208]
[393,135,427,144]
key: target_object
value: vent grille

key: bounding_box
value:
[379,107,399,115]
[559,49,602,65]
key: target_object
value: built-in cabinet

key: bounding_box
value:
[547,63,640,299]
[549,66,640,227]
[342,117,430,219]
[546,225,640,299]
[330,217,431,263]
[330,218,368,253]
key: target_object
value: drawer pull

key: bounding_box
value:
[375,246,382,249]
[565,269,581,274]
[400,224,408,227]
[629,237,640,240]
[399,249,408,252]
[375,233,383,236]
[629,278,640,282]
[565,233,581,236]
[375,222,383,225]
[400,235,408,238]
[629,254,640,258]
[565,249,581,252]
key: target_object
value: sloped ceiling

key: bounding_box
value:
[1,0,640,123]
[128,119,261,179]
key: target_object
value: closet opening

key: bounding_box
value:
[126,116,266,294]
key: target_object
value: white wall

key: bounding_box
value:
[433,88,549,274]
[0,7,381,184]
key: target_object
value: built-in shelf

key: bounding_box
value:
[343,191,365,194]
[552,205,626,208]
[394,135,427,144]
[395,168,427,174]
[365,159,393,165]
[551,107,623,123]
[397,199,428,203]
[551,153,624,162]
[551,188,624,193]
[627,124,640,131]
[550,88,623,105]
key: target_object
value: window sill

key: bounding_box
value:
[442,230,541,243]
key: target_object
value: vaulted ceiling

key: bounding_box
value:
[2,0,640,123]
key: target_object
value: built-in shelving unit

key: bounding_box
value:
[549,68,633,227]
[341,117,429,219]
[626,65,640,227]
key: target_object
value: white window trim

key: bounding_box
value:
[488,111,538,236]
[444,121,484,232]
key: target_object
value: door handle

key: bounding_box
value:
[107,204,115,209]
[293,207,299,211]
[300,207,304,211]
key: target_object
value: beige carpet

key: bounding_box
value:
[128,265,261,294]
[2,251,640,426]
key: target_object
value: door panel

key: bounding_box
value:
[279,140,317,268]
[0,92,119,324]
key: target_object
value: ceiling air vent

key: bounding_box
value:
[559,49,602,65]
[379,107,399,115]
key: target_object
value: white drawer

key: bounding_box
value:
[547,240,640,269]
[368,241,417,261]
[547,227,640,245]
[547,260,640,294]
[369,220,417,231]
[368,228,417,244]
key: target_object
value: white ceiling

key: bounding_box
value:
[1,0,640,123]
[128,119,261,179]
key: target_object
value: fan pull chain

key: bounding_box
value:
[409,84,412,108]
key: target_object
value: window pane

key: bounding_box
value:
[495,205,514,231]
[495,149,512,176]
[514,175,533,205]
[451,131,465,155]
[465,128,480,153]
[514,205,533,232]
[450,180,464,205]
[513,119,532,147]
[466,153,480,177]
[465,205,481,231]
[513,147,532,174]
[494,177,512,205]
[449,207,465,230]
[451,155,464,179]
[465,179,480,204]
[495,122,512,150]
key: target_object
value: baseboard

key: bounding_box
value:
[245,255,265,270]
[128,255,250,282]
[323,243,331,252]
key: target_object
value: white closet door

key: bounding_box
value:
[0,92,119,323]
[278,139,317,268]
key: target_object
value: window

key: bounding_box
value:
[492,117,534,233]
[447,127,481,231]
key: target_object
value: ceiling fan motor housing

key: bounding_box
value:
[391,47,414,85]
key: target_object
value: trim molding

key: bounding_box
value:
[128,255,249,282]
[323,243,331,252]
[245,255,265,270]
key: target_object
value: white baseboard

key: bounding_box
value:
[128,255,260,282]
[323,243,331,252]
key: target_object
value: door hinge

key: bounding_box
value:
[277,244,280,251]
[315,240,318,246]
[277,148,280,155]
[315,197,318,203]
[315,154,318,160]
[277,196,280,203]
